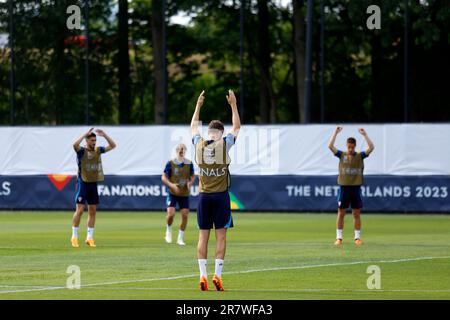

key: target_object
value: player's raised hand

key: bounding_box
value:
[335,126,343,134]
[226,89,237,106]
[95,129,106,137]
[358,128,367,136]
[196,90,205,108]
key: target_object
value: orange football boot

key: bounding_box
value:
[212,274,224,291]
[85,239,96,247]
[199,276,209,291]
[71,238,79,248]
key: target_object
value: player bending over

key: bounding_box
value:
[161,143,195,245]
[191,90,240,291]
[328,127,374,246]
[71,128,116,247]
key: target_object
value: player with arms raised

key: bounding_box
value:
[328,127,374,246]
[191,90,241,291]
[71,128,116,247]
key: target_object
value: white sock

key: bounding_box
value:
[87,227,94,240]
[355,229,361,240]
[178,230,184,240]
[215,259,224,278]
[72,227,78,239]
[198,259,207,279]
[166,225,172,233]
[336,229,343,240]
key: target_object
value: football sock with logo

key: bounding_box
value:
[198,259,207,279]
[215,259,224,278]
[87,227,94,240]
[72,227,78,239]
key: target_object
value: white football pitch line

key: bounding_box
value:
[1,255,449,295]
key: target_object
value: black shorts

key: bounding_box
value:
[197,191,233,230]
[337,186,363,209]
[166,194,190,209]
[75,179,99,205]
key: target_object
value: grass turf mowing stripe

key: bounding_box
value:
[1,255,448,295]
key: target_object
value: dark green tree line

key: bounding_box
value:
[0,0,448,125]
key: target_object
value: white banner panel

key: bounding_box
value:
[0,124,449,176]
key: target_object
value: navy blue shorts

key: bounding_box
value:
[197,191,233,230]
[166,194,190,209]
[337,186,363,209]
[75,179,99,205]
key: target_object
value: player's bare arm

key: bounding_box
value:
[95,129,117,152]
[191,90,205,136]
[187,175,196,189]
[359,128,375,155]
[73,127,94,152]
[227,89,241,136]
[328,126,342,154]
[161,173,181,194]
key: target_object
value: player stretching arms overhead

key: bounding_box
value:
[328,127,374,246]
[71,128,116,247]
[161,143,196,246]
[191,90,240,291]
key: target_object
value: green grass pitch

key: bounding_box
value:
[0,211,449,300]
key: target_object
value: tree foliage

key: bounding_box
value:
[0,0,448,125]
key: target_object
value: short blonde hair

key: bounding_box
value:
[176,143,187,152]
